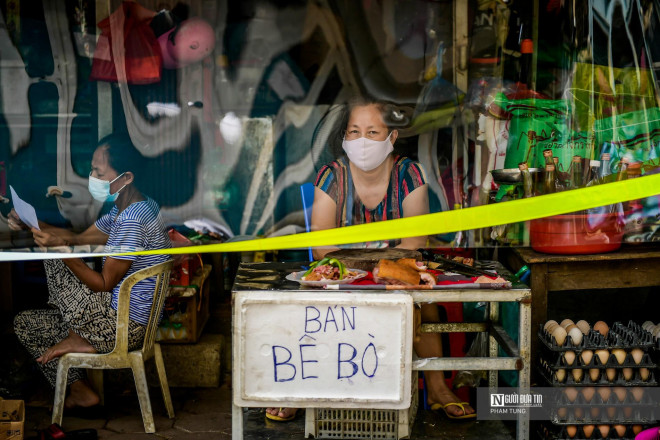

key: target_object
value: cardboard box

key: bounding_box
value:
[0,400,24,440]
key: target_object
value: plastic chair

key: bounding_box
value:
[52,260,175,433]
[300,182,315,261]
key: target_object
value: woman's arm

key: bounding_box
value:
[38,222,109,246]
[12,207,109,246]
[397,183,429,250]
[310,187,340,259]
[62,256,132,293]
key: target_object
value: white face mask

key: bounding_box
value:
[342,133,393,172]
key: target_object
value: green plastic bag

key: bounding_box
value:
[492,93,592,171]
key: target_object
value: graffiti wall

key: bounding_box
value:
[1,0,659,249]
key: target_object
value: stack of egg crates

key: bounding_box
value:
[537,320,657,439]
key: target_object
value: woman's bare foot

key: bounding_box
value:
[37,330,96,364]
[265,407,298,420]
[64,380,100,409]
[425,371,475,418]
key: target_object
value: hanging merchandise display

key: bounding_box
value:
[90,1,161,84]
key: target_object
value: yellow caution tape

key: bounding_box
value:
[2,173,660,260]
[116,173,660,256]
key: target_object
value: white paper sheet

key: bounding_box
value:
[10,185,40,230]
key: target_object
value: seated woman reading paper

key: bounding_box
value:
[9,134,171,411]
[266,97,475,422]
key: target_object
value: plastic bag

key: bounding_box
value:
[90,1,161,84]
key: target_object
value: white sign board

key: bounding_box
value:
[233,291,413,409]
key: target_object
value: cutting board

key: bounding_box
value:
[325,248,422,272]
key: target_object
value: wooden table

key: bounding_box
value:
[501,244,660,369]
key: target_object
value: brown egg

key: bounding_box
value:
[582,425,595,438]
[544,319,559,331]
[581,350,594,366]
[581,387,595,403]
[568,327,583,346]
[576,319,591,335]
[589,368,600,382]
[565,387,578,402]
[614,387,627,402]
[572,368,584,383]
[560,318,575,329]
[557,406,567,419]
[633,425,643,435]
[551,326,567,346]
[606,406,617,419]
[611,348,626,365]
[631,348,644,365]
[653,327,660,339]
[597,387,611,403]
[595,349,610,365]
[574,407,585,419]
[546,322,559,334]
[563,351,576,366]
[640,367,650,381]
[566,425,577,438]
[632,387,644,402]
[556,369,566,383]
[565,324,579,333]
[614,425,627,438]
[589,407,600,419]
[622,367,633,380]
[623,406,633,419]
[606,368,617,382]
[593,320,609,337]
[598,425,610,438]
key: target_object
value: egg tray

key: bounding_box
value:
[550,406,658,426]
[539,345,656,370]
[538,322,654,352]
[537,362,658,387]
[539,423,647,440]
[554,387,656,407]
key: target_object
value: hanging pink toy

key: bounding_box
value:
[158,17,215,69]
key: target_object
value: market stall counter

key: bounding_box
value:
[231,260,531,440]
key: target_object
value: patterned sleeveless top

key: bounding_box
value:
[314,155,427,247]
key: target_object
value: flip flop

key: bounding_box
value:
[32,423,98,440]
[265,408,298,422]
[430,402,476,420]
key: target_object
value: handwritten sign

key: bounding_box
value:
[233,291,413,409]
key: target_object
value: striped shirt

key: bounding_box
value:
[96,197,171,326]
[314,155,427,247]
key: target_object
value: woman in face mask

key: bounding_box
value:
[311,96,429,258]
[8,134,171,412]
[265,99,475,422]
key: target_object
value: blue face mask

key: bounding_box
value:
[88,172,126,202]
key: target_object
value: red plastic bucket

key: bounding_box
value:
[529,211,625,254]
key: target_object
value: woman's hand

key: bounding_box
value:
[32,228,68,248]
[7,209,29,231]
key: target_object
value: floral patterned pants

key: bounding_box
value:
[14,259,145,387]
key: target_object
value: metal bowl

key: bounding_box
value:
[491,168,541,184]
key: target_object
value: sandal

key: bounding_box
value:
[265,408,299,422]
[430,402,476,420]
[34,423,98,440]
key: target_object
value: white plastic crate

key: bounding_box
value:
[304,372,418,440]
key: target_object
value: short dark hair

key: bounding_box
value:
[329,96,411,158]
[97,133,145,186]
